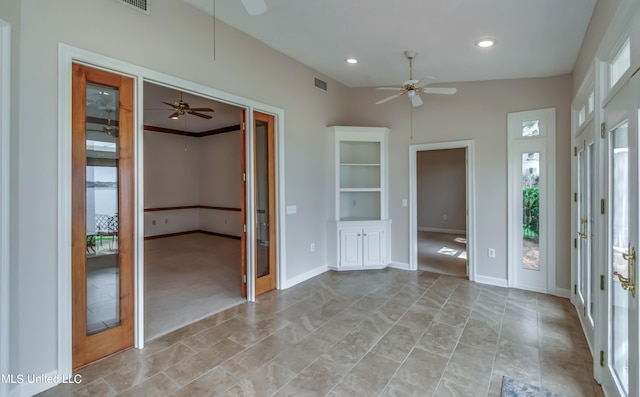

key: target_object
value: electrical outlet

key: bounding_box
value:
[152,220,156,225]
[402,199,408,207]
[310,243,315,252]
[488,248,496,258]
[443,214,447,220]
[224,218,228,224]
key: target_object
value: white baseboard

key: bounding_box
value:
[388,262,411,271]
[282,265,328,289]
[554,288,571,299]
[418,227,466,235]
[474,274,508,288]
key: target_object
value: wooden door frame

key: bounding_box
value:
[58,45,285,378]
[253,111,277,296]
[71,64,135,369]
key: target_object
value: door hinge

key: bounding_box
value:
[242,122,246,131]
[583,306,586,317]
[573,146,577,156]
[242,172,246,181]
[574,192,577,202]
[574,238,577,249]
[242,274,247,284]
[600,350,605,367]
[574,284,577,295]
[600,275,605,291]
[601,122,606,139]
[243,224,247,233]
[601,199,605,214]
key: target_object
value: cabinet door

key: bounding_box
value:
[363,226,386,267]
[339,228,362,267]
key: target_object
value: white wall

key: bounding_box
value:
[417,148,466,232]
[346,75,573,286]
[199,130,243,236]
[5,0,349,390]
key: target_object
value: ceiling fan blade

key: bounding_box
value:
[424,87,457,95]
[375,93,403,105]
[189,111,213,119]
[241,0,267,15]
[415,76,437,88]
[162,101,178,108]
[168,111,180,119]
[410,94,423,107]
[376,87,403,91]
[189,107,214,112]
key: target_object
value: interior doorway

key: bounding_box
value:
[409,140,475,280]
[416,148,468,278]
[142,82,246,340]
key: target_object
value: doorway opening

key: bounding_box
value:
[416,148,468,278]
[409,140,475,280]
[142,82,247,341]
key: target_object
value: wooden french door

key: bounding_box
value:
[72,64,134,369]
[253,111,276,296]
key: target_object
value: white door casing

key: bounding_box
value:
[507,108,557,294]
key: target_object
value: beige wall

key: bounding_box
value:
[417,148,466,232]
[346,75,573,286]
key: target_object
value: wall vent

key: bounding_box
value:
[117,0,150,14]
[314,77,328,92]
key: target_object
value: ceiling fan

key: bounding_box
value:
[241,0,267,15]
[163,92,215,120]
[87,109,118,137]
[375,50,457,108]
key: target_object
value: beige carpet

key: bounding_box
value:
[144,233,245,341]
[418,231,468,278]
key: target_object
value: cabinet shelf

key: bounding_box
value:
[328,126,390,270]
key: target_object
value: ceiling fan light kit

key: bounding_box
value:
[375,50,456,108]
[162,92,215,120]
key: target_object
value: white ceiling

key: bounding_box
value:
[184,0,597,88]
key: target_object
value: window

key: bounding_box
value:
[610,38,630,88]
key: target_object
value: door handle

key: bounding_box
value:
[614,245,636,298]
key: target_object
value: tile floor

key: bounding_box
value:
[40,269,604,397]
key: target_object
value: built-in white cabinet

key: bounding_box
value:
[327,126,391,270]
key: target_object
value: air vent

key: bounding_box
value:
[117,0,150,14]
[314,77,328,92]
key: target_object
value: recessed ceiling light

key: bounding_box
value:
[346,58,358,64]
[476,39,495,48]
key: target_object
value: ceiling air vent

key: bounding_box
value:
[314,77,328,92]
[117,0,150,14]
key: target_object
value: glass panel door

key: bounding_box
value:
[72,64,134,369]
[253,111,276,296]
[601,70,639,397]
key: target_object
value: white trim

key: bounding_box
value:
[58,43,285,378]
[555,288,571,299]
[0,18,10,397]
[507,108,557,294]
[409,140,476,282]
[281,265,328,289]
[474,275,509,288]
[418,227,466,235]
[388,262,411,271]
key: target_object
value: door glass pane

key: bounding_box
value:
[521,120,540,137]
[85,84,120,335]
[255,120,270,278]
[610,122,629,394]
[522,152,540,271]
[577,150,584,298]
[588,143,596,319]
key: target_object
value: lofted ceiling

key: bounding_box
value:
[184,0,597,88]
